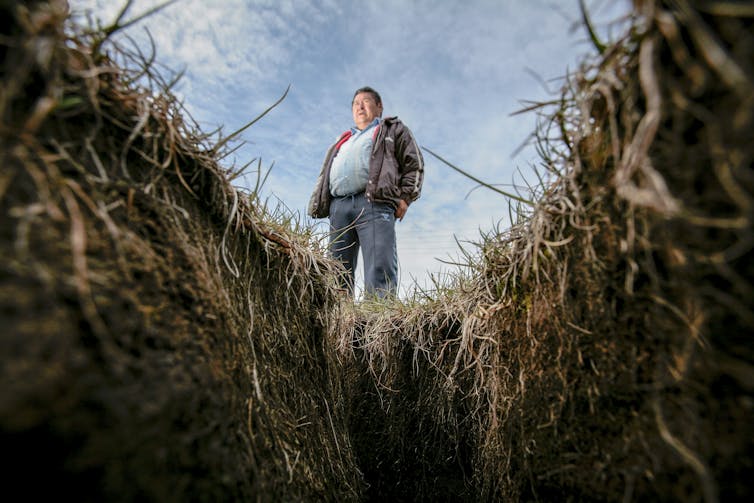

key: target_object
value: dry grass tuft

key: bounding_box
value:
[1,1,362,500]
[339,1,754,501]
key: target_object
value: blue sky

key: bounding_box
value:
[71,0,632,298]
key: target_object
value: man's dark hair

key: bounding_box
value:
[353,86,382,106]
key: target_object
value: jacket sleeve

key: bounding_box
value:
[307,168,328,218]
[308,145,334,219]
[395,124,424,203]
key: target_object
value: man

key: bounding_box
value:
[308,86,424,298]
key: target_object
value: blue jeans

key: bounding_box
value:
[329,192,398,298]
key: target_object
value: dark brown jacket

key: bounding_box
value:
[308,116,424,219]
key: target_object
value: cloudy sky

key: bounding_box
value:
[70,0,632,298]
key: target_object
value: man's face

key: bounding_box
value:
[352,92,383,130]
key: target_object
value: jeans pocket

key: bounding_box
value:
[372,202,395,222]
